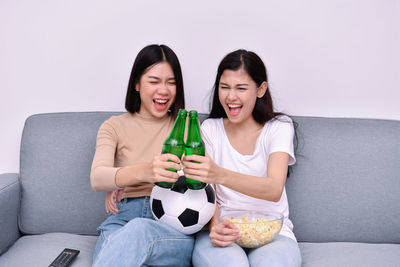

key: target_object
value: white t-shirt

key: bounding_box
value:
[201,116,297,241]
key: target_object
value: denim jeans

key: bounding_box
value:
[192,230,301,267]
[93,197,194,267]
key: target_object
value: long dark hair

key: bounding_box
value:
[209,49,298,176]
[125,44,185,118]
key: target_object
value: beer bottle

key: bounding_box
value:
[185,110,206,190]
[155,109,187,188]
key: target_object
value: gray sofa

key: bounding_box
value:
[0,112,399,267]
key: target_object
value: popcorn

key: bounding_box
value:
[228,216,282,248]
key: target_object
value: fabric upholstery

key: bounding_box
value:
[19,112,121,234]
[0,173,20,254]
[286,117,400,243]
[0,232,97,267]
[299,242,400,267]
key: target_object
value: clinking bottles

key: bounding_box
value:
[155,109,187,188]
[185,110,206,190]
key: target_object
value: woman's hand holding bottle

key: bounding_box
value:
[150,153,181,184]
[182,154,222,185]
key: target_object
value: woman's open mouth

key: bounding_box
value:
[153,99,169,111]
[227,104,242,116]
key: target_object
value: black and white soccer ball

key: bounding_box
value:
[150,176,216,235]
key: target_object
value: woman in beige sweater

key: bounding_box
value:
[91,44,193,267]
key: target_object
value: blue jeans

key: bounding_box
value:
[93,197,194,267]
[192,230,301,267]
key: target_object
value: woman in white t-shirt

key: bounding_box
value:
[183,49,302,267]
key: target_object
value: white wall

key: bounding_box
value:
[1,0,399,173]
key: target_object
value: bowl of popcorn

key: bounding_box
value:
[222,211,283,248]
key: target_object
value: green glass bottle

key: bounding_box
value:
[185,110,206,190]
[156,109,187,188]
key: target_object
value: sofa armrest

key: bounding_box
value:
[0,173,21,255]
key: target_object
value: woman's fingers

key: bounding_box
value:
[149,153,184,184]
[182,165,213,184]
[105,191,112,213]
[209,220,241,247]
[216,220,240,235]
[115,189,123,203]
[210,238,236,247]
[183,173,207,183]
[158,153,181,164]
[210,231,240,243]
[162,161,182,172]
[183,166,205,176]
[210,234,240,247]
[152,153,182,173]
[109,201,118,215]
[183,154,205,164]
[182,156,208,180]
[154,168,180,180]
[152,168,180,184]
[105,191,119,215]
[109,193,119,214]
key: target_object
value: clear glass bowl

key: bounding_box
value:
[221,210,283,248]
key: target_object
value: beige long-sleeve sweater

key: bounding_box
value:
[90,112,174,198]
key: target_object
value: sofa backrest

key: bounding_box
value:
[19,112,122,235]
[286,116,400,243]
[19,112,400,243]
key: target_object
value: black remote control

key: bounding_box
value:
[49,248,80,267]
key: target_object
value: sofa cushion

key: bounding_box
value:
[0,173,20,254]
[299,242,400,267]
[0,233,96,267]
[19,112,122,234]
[286,117,400,243]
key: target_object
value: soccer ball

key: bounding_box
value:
[150,176,216,235]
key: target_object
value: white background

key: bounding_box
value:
[1,0,399,173]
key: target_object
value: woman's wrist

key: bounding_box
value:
[216,166,227,186]
[135,163,153,183]
[115,163,152,187]
[208,220,218,231]
[114,168,124,189]
[209,213,221,230]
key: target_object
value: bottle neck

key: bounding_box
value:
[186,115,202,144]
[166,113,186,143]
